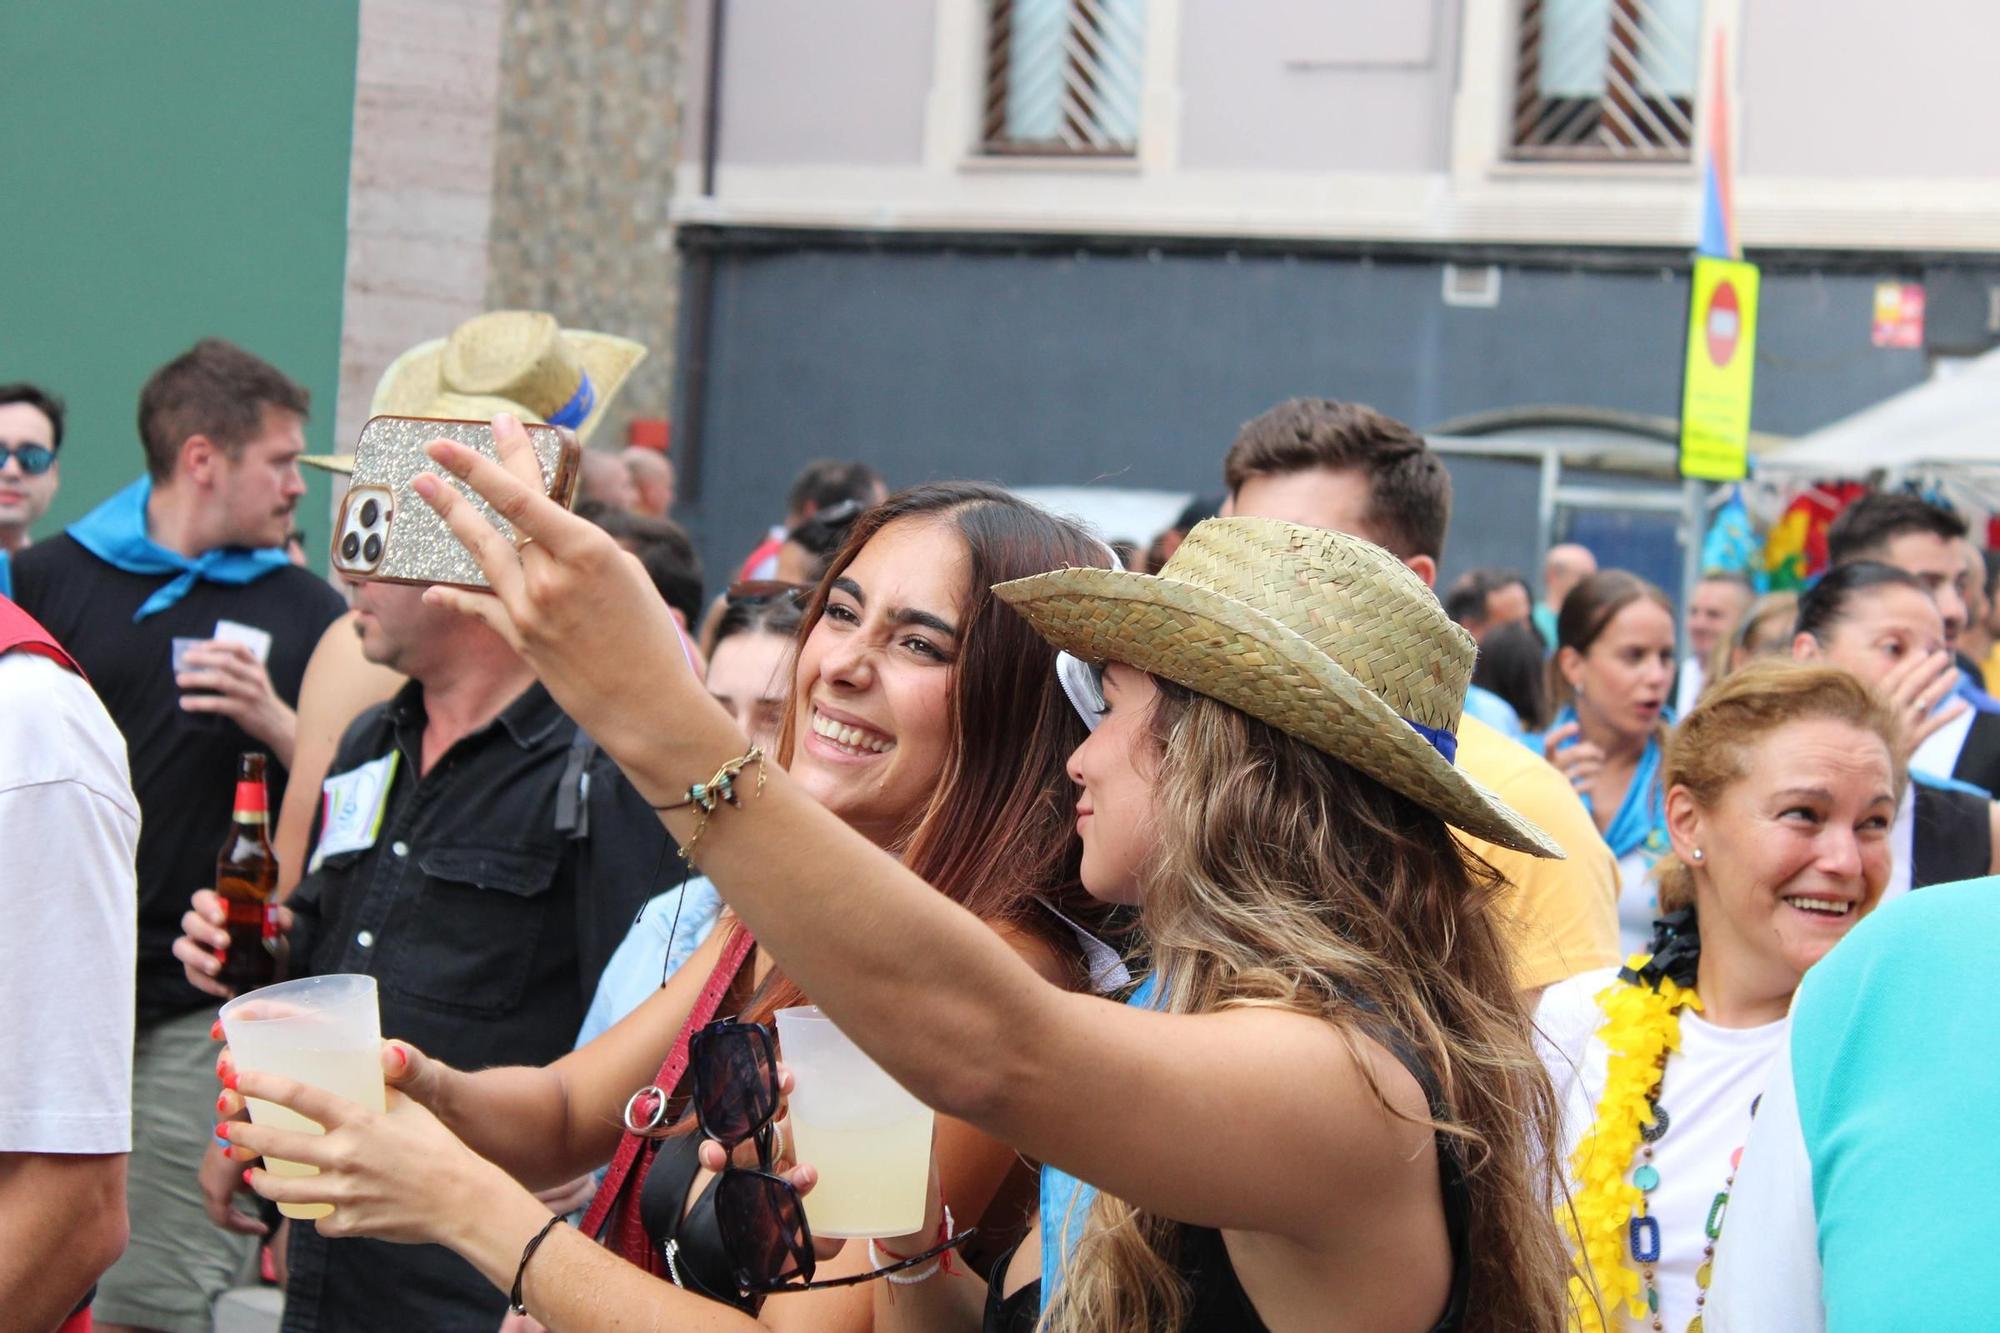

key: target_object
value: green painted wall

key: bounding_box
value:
[2,3,359,569]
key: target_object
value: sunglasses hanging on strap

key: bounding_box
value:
[579,924,759,1274]
[688,1020,974,1293]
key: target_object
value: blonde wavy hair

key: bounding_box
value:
[1039,681,1574,1333]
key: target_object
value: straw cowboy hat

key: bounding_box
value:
[301,310,646,474]
[995,517,1564,859]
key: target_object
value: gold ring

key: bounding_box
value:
[516,536,538,553]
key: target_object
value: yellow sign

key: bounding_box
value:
[1679,256,1760,482]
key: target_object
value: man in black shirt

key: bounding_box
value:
[181,575,669,1329]
[9,338,345,1333]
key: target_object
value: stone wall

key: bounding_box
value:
[337,0,685,455]
[487,0,687,449]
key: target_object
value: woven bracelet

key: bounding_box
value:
[508,1214,565,1315]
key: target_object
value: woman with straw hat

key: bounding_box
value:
[220,420,1575,1331]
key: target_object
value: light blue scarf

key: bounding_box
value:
[1038,972,1162,1306]
[69,477,290,621]
[1548,704,1668,859]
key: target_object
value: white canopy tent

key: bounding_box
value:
[1759,347,2000,480]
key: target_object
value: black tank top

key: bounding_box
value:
[981,1030,1472,1333]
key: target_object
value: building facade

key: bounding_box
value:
[666,0,2000,582]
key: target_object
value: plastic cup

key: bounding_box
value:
[774,1006,934,1239]
[219,974,386,1221]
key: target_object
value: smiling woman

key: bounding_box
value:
[213,476,1120,1332]
[1536,660,1902,1331]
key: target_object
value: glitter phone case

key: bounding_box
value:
[330,415,583,590]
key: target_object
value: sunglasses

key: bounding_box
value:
[725,580,807,608]
[0,442,56,475]
[687,1020,972,1294]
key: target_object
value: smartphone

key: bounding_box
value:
[330,415,583,589]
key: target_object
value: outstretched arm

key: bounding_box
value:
[229,1072,786,1331]
[408,423,1434,1246]
[219,921,746,1191]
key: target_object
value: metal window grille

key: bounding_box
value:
[983,0,1145,156]
[1512,0,1700,161]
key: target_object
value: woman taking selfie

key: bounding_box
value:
[219,480,1116,1330]
[225,420,1575,1331]
[1789,561,1998,893]
[1536,660,1898,1331]
[1540,572,1680,951]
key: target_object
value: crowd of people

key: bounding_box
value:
[5,309,1996,1333]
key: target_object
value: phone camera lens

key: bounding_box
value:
[359,498,380,528]
[340,532,362,562]
[362,534,383,564]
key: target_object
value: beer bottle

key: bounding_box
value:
[214,752,285,992]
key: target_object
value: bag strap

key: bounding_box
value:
[580,922,757,1241]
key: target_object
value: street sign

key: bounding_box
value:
[1679,256,1760,481]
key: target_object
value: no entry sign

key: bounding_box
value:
[1680,256,1760,481]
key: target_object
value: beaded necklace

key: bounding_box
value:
[1625,1043,1757,1333]
[1559,923,1761,1333]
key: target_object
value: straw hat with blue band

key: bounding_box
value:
[300,310,646,474]
[995,516,1565,860]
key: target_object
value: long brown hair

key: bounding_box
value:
[1043,683,1572,1333]
[746,483,1114,1019]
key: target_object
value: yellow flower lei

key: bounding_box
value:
[1560,953,1703,1331]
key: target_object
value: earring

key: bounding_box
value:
[1691,848,1704,863]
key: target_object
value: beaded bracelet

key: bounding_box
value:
[649,747,767,861]
[508,1215,564,1315]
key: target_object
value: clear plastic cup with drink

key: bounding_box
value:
[775,1006,935,1239]
[218,973,386,1221]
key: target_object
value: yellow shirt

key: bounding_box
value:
[1454,714,1621,991]
[1983,642,2000,698]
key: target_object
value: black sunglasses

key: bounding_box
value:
[688,1020,972,1294]
[0,442,55,475]
[724,580,807,608]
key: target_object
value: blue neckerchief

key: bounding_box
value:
[1038,972,1163,1306]
[0,550,11,600]
[68,478,290,621]
[1955,672,2000,716]
[1548,705,1668,860]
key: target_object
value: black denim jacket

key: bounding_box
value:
[280,680,673,1332]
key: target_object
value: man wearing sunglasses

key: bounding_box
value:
[0,382,64,560]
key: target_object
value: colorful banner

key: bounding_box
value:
[1679,256,1760,482]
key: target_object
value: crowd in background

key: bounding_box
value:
[5,313,1997,1333]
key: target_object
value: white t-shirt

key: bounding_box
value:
[0,651,140,1154]
[1536,968,1788,1331]
[1705,1024,1824,1333]
[1674,655,1705,721]
[1911,705,1975,786]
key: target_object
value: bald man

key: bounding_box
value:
[1534,542,1597,647]
[623,445,674,519]
[578,447,639,513]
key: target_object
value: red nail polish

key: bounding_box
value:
[210,1019,224,1041]
[242,1168,254,1186]
[216,1092,230,1115]
[215,1122,231,1140]
[390,1045,408,1073]
[223,1069,238,1092]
